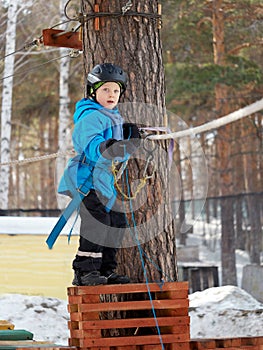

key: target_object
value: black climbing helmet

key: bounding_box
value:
[87,63,128,97]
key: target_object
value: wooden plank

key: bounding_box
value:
[73,316,190,330]
[159,324,190,335]
[68,311,100,322]
[169,343,190,350]
[0,321,14,331]
[141,344,189,350]
[241,337,263,346]
[70,324,189,339]
[190,338,263,350]
[113,347,137,350]
[67,282,189,296]
[190,339,216,349]
[68,294,100,305]
[77,294,188,305]
[157,308,189,317]
[215,339,233,348]
[231,338,242,347]
[155,290,189,300]
[78,333,190,347]
[69,299,189,313]
[68,338,79,347]
[70,328,101,339]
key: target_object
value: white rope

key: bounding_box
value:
[0,150,75,167]
[1,99,262,167]
[148,98,263,140]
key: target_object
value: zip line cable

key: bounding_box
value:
[0,39,41,61]
[0,50,81,82]
[0,17,78,62]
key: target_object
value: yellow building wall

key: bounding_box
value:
[0,235,78,300]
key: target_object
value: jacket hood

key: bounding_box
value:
[74,98,119,124]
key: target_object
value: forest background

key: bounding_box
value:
[0,0,262,285]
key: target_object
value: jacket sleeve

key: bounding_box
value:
[72,110,127,163]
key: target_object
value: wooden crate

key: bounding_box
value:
[67,282,190,350]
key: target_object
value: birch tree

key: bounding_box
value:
[0,0,19,210]
[56,0,72,207]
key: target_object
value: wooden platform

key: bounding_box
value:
[1,281,263,350]
[67,282,190,349]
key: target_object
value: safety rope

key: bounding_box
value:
[0,150,75,167]
[122,166,165,350]
[147,98,263,141]
[2,97,261,167]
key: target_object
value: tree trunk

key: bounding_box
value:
[56,0,72,209]
[81,0,177,283]
[212,0,237,286]
[0,1,18,210]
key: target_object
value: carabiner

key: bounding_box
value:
[143,136,158,154]
[142,153,156,180]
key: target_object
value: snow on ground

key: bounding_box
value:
[189,285,263,339]
[0,285,262,345]
[0,294,69,345]
[0,217,262,344]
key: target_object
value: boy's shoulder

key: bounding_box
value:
[74,98,113,124]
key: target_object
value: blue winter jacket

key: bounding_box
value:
[58,98,126,208]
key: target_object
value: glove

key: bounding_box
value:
[100,138,139,159]
[100,123,141,159]
[123,123,140,140]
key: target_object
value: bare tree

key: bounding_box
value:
[0,1,19,210]
[56,0,73,208]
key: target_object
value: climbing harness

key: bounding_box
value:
[112,138,156,200]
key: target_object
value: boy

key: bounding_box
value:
[58,63,140,286]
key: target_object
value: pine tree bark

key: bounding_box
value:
[81,0,177,283]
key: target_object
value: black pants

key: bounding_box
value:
[72,190,127,273]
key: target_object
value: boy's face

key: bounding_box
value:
[95,82,121,109]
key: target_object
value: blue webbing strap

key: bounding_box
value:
[46,159,92,249]
[46,193,84,249]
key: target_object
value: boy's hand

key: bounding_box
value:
[123,123,141,140]
[100,123,141,159]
